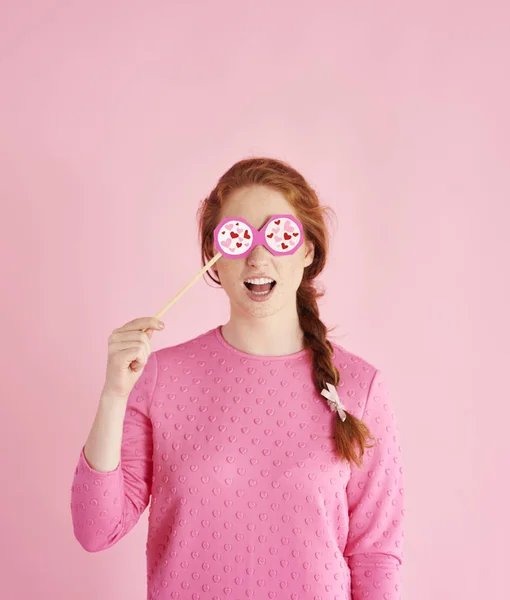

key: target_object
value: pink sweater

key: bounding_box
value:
[71,325,404,600]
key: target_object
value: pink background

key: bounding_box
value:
[1,1,509,598]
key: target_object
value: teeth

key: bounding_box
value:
[244,277,275,285]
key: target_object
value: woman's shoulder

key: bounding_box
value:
[152,326,218,363]
[328,338,390,418]
[329,338,378,374]
[329,338,380,393]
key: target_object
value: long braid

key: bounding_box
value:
[297,280,374,468]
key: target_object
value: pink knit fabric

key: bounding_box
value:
[71,325,404,599]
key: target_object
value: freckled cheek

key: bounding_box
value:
[282,257,304,277]
[216,262,243,288]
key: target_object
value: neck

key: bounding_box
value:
[221,312,305,357]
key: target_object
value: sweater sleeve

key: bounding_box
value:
[344,369,404,600]
[70,351,158,552]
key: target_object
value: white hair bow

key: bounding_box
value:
[320,383,347,422]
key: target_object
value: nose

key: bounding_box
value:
[246,243,270,266]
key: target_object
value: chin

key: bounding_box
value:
[239,288,289,317]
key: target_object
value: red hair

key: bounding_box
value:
[196,157,373,467]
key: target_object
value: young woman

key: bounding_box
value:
[71,158,404,600]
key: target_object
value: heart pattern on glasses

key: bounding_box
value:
[214,214,304,258]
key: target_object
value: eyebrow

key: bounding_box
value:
[220,215,299,229]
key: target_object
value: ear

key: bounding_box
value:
[303,240,314,267]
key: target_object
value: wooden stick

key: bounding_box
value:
[143,252,222,332]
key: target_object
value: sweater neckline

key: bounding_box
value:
[214,325,309,362]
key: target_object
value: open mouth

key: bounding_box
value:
[243,279,277,296]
